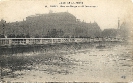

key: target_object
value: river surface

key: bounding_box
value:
[1,42,133,82]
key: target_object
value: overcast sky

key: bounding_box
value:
[0,0,133,30]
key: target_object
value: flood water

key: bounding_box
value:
[1,42,133,82]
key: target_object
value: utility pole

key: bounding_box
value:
[117,17,120,38]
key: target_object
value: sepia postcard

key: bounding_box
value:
[0,0,133,82]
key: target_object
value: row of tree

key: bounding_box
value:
[0,24,130,38]
[0,12,131,39]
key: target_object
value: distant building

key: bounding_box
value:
[118,22,131,39]
[102,28,118,38]
[1,12,102,38]
[26,12,77,24]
